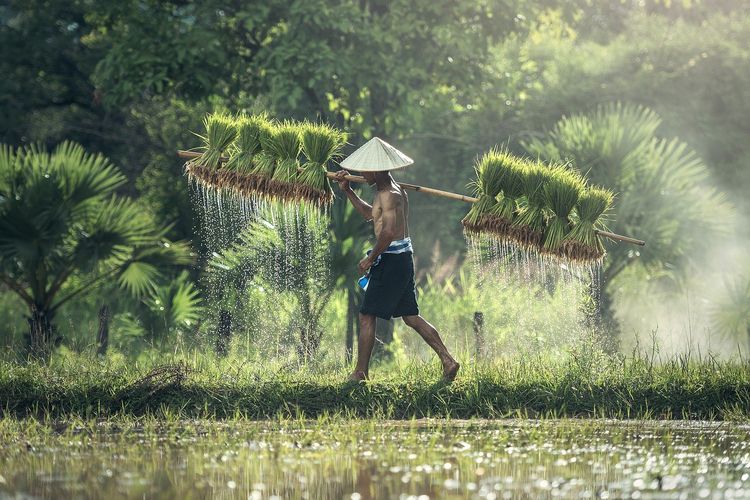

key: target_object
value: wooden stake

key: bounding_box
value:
[177,150,646,246]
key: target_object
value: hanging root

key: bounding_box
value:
[508,224,543,250]
[185,161,334,209]
[556,240,605,263]
[296,184,335,208]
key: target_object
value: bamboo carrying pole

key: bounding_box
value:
[178,150,646,246]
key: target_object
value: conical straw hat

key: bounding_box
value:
[340,137,414,172]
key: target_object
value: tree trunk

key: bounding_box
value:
[215,309,232,357]
[96,304,110,356]
[345,288,356,363]
[372,318,394,361]
[26,305,55,360]
[473,311,485,360]
[298,317,324,362]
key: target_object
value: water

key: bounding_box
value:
[2,419,749,499]
[189,177,332,361]
[462,231,605,348]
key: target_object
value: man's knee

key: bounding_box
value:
[402,315,421,328]
[359,313,376,327]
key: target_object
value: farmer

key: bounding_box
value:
[334,137,460,383]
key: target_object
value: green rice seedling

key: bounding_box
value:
[299,122,348,205]
[462,149,505,232]
[486,153,525,236]
[267,121,303,199]
[542,166,585,252]
[250,120,278,180]
[224,113,268,173]
[513,160,552,246]
[563,187,614,261]
[191,112,237,169]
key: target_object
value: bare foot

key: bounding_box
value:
[442,359,460,383]
[348,370,368,382]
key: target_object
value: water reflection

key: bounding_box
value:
[1,419,749,499]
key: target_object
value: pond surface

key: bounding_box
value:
[1,419,749,499]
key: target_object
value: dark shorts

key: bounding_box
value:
[360,252,419,320]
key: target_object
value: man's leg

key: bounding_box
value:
[350,312,377,380]
[402,315,460,381]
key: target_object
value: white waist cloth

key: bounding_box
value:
[383,237,413,254]
[366,237,413,268]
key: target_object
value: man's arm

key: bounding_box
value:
[334,170,373,221]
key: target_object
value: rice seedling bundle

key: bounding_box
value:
[180,115,643,261]
[561,187,614,261]
[512,161,551,248]
[224,113,268,173]
[299,122,348,206]
[183,112,238,192]
[191,112,237,169]
[269,122,302,181]
[264,121,303,201]
[542,166,585,253]
[462,149,506,233]
[460,148,628,261]
[485,153,526,236]
[249,121,279,183]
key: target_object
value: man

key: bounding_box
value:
[334,142,460,383]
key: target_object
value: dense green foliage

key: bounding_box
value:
[1,0,750,354]
[0,143,192,355]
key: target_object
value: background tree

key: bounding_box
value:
[523,103,733,332]
[0,142,191,356]
[114,271,202,352]
[328,197,370,361]
[207,215,332,361]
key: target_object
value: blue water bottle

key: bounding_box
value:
[358,274,370,291]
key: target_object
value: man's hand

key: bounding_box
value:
[358,255,373,274]
[334,170,352,192]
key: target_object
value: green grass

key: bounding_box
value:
[2,350,749,420]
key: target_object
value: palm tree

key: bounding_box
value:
[523,103,733,333]
[0,142,192,357]
[114,271,202,352]
[207,213,333,360]
[328,198,370,361]
[206,197,371,361]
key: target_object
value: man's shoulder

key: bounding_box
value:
[378,188,404,206]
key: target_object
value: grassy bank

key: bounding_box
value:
[1,349,750,420]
